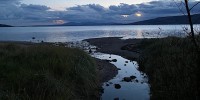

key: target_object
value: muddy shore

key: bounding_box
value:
[94,58,118,83]
[84,37,142,61]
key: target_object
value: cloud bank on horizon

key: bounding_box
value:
[0,0,200,26]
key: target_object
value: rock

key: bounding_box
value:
[114,97,119,100]
[96,47,99,50]
[99,87,104,93]
[32,37,35,40]
[89,49,92,53]
[117,68,121,70]
[111,59,117,62]
[104,60,111,62]
[114,84,121,89]
[124,64,126,66]
[109,82,113,84]
[106,84,109,86]
[123,77,132,82]
[130,75,136,79]
[135,79,139,82]
[109,54,111,58]
[125,61,129,63]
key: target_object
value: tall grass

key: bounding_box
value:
[139,36,199,100]
[0,43,98,100]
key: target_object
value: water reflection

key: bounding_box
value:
[0,25,197,42]
[136,29,143,38]
[92,53,150,100]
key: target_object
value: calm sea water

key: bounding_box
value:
[0,25,199,42]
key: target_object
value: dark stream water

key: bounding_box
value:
[92,53,149,100]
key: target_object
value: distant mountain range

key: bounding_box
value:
[59,22,123,26]
[56,14,200,26]
[2,14,200,27]
[31,22,123,27]
[128,14,200,25]
[0,24,13,27]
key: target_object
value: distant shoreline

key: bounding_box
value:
[15,24,200,27]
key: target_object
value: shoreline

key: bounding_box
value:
[84,37,142,61]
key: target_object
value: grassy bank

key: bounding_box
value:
[0,43,98,100]
[138,37,200,100]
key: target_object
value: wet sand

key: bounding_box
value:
[84,37,142,61]
[94,58,118,83]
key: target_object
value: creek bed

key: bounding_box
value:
[92,53,150,100]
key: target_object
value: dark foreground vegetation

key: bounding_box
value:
[139,36,200,100]
[0,43,98,100]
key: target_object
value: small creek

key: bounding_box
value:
[63,41,150,100]
[92,53,150,100]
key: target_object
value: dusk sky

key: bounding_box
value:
[0,0,200,26]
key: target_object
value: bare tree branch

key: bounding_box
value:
[173,0,186,15]
[184,0,199,51]
[190,2,200,11]
[181,1,186,7]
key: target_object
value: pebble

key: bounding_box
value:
[114,84,121,89]
[111,59,117,62]
[130,75,136,79]
[114,97,119,100]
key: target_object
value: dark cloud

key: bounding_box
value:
[0,0,200,26]
[109,3,138,15]
[0,0,53,25]
[21,4,50,11]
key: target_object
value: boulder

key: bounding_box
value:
[130,75,136,79]
[117,68,121,70]
[114,84,121,89]
[114,97,119,100]
[106,83,109,86]
[111,59,117,62]
[123,77,132,82]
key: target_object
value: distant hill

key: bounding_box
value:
[129,14,200,25]
[56,22,123,26]
[0,24,13,27]
[30,22,124,27]
[29,14,200,27]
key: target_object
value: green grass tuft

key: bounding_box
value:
[0,43,98,100]
[139,36,200,100]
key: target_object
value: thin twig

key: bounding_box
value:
[173,0,186,15]
[190,2,200,11]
